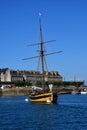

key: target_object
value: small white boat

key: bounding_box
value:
[81,91,87,94]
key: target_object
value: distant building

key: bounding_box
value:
[0,68,11,82]
[0,68,62,83]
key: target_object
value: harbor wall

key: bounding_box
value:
[0,86,72,96]
[0,87,32,96]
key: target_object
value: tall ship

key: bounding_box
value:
[23,14,62,103]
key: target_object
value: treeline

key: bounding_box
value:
[0,81,84,87]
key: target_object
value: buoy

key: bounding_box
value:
[25,98,29,102]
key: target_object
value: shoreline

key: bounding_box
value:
[0,87,72,96]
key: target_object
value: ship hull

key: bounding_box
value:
[30,92,57,103]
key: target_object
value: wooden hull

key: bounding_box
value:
[30,92,57,103]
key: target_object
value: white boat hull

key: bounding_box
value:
[81,91,87,94]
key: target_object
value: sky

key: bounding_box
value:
[0,0,87,84]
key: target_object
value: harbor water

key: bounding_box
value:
[0,94,87,130]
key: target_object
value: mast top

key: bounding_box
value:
[39,12,42,17]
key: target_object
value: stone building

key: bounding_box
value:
[0,68,11,82]
[0,68,62,83]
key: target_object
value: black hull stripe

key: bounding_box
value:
[30,95,52,100]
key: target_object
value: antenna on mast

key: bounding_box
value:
[39,12,42,17]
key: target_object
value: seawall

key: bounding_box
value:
[0,87,32,96]
[0,87,72,96]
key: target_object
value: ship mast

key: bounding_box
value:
[39,13,45,92]
[22,14,62,92]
